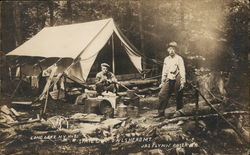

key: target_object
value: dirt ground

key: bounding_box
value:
[1,92,249,155]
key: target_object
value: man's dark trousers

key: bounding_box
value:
[96,82,116,95]
[158,76,183,115]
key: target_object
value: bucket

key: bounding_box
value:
[99,100,112,115]
[116,104,128,117]
[127,106,139,118]
[83,98,101,114]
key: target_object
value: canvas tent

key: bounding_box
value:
[7,18,143,83]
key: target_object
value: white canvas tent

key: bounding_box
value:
[7,18,143,83]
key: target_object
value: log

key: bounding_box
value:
[120,79,158,87]
[0,112,17,124]
[9,118,40,126]
[69,114,103,123]
[11,101,32,105]
[10,108,20,117]
[88,79,158,91]
[118,88,194,96]
[179,104,220,116]
[190,83,250,145]
[1,105,12,115]
[158,110,249,128]
[69,117,101,123]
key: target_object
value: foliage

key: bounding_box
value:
[1,0,249,98]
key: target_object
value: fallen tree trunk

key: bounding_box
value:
[120,79,158,87]
[158,110,249,128]
[163,104,221,118]
[190,82,250,145]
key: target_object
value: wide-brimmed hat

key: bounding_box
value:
[101,63,110,68]
[167,41,178,49]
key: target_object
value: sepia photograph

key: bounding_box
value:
[0,0,249,154]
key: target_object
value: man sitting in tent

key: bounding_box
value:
[95,63,118,95]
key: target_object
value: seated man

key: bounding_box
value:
[95,63,118,95]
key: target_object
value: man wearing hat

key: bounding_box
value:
[95,63,118,95]
[154,41,186,118]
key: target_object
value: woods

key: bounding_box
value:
[0,0,249,154]
[1,0,249,100]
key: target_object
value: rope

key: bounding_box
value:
[32,58,47,67]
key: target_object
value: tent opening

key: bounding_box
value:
[87,33,138,81]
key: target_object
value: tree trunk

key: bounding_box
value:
[36,3,46,30]
[13,1,22,46]
[139,0,144,52]
[0,2,2,52]
[1,1,16,53]
[139,0,146,70]
[180,0,185,30]
[67,0,72,24]
[47,0,54,26]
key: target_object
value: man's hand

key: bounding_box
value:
[179,82,185,91]
[101,76,107,82]
[115,81,120,85]
[159,83,163,88]
[106,79,112,84]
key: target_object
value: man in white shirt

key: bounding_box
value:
[155,41,186,118]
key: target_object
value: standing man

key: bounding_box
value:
[155,41,186,118]
[95,63,118,95]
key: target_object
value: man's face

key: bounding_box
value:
[101,66,108,73]
[168,47,176,57]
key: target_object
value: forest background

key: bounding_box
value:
[0,0,249,103]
